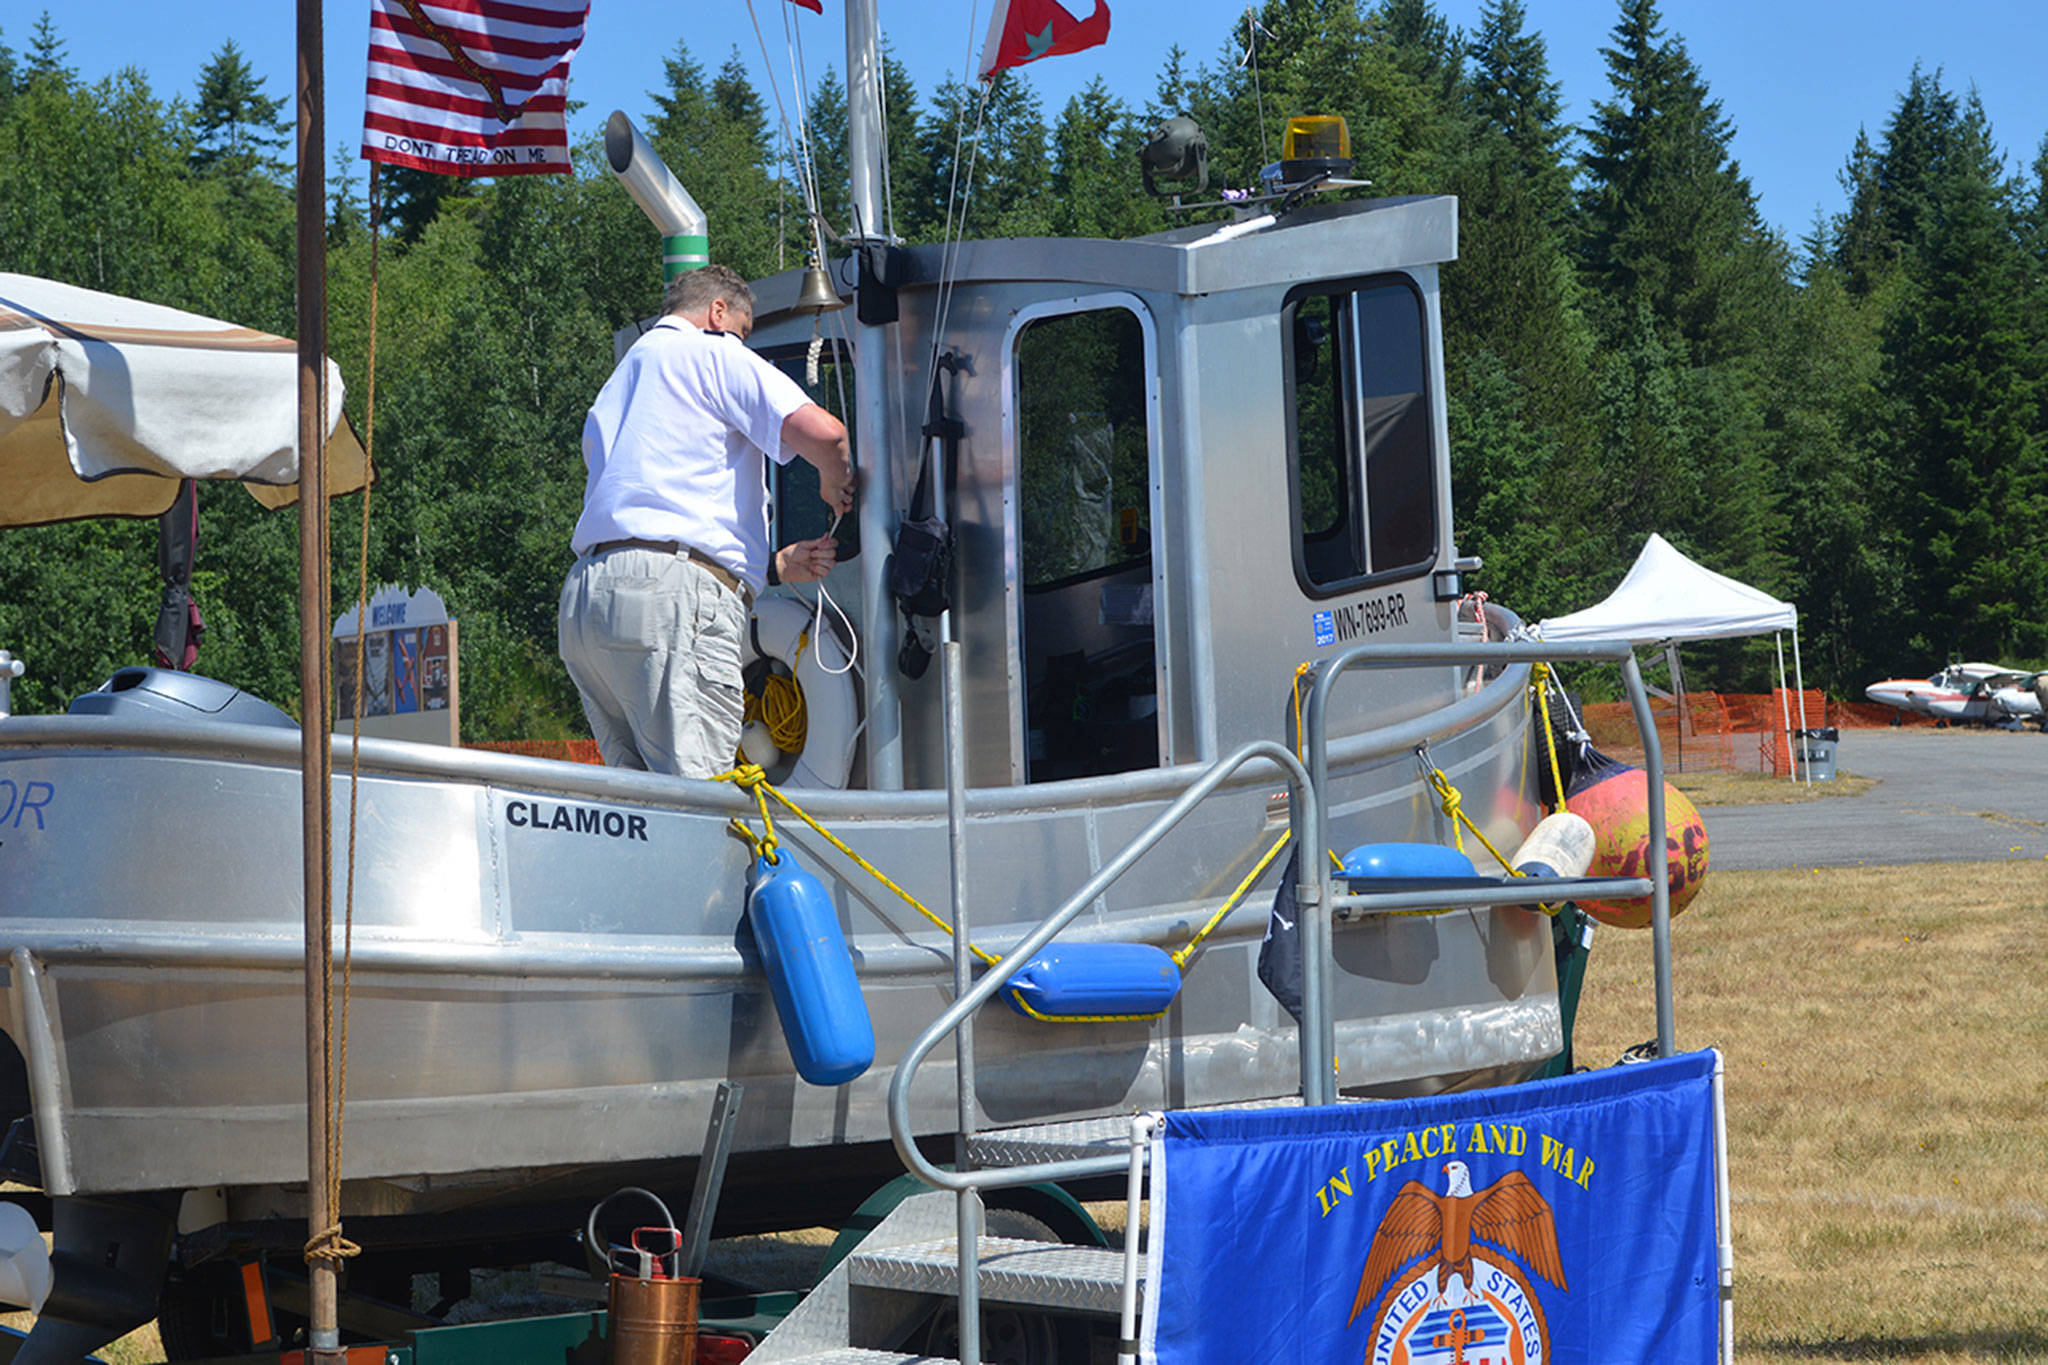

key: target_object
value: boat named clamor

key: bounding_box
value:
[0,102,1567,1356]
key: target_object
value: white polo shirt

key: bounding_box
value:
[571,314,811,592]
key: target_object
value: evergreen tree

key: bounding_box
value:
[801,67,851,245]
[1577,0,1782,366]
[190,39,287,174]
[25,11,72,84]
[800,47,925,246]
[1829,126,1892,293]
[379,163,483,244]
[879,48,930,243]
[1464,0,1570,227]
[646,43,782,279]
[0,27,19,123]
[1049,80,1163,239]
[1876,93,2047,661]
[919,71,1051,240]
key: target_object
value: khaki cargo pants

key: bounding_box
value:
[557,546,748,778]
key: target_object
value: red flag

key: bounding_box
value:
[788,0,823,11]
[977,0,1110,79]
[362,0,589,177]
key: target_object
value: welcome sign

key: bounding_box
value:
[1143,1052,1722,1364]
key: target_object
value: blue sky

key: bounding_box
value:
[34,1,2048,240]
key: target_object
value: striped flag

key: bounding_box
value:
[362,0,590,177]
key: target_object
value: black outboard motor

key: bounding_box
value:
[67,667,296,729]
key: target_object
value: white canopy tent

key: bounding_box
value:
[0,273,366,528]
[1537,533,1812,780]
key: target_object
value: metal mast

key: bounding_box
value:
[843,0,903,789]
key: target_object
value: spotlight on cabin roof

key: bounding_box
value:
[1140,116,1210,197]
[1262,114,1355,192]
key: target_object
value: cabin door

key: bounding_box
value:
[1004,295,1164,784]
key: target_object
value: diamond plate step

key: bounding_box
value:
[967,1094,1327,1166]
[761,1351,946,1365]
[848,1237,1133,1316]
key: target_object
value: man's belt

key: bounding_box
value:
[590,539,752,604]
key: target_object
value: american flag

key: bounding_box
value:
[362,0,589,177]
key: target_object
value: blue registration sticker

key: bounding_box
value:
[1312,610,1335,648]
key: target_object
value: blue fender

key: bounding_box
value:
[746,854,875,1086]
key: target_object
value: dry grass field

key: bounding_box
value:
[1672,769,1879,805]
[1573,860,2048,1363]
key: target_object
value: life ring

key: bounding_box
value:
[744,593,859,789]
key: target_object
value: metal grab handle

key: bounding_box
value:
[1300,637,1675,1104]
[885,740,1317,1193]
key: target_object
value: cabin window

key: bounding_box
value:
[1284,277,1435,595]
[762,340,859,561]
[1013,305,1158,783]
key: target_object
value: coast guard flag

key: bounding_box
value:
[978,0,1111,79]
[363,0,589,177]
[1143,1051,1723,1364]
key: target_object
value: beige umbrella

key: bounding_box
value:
[0,273,367,528]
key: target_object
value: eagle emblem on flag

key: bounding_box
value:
[1348,1160,1569,1365]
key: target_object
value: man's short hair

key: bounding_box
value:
[664,264,755,321]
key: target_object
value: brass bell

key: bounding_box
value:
[795,260,843,314]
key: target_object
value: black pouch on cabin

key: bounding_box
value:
[887,515,952,619]
[887,369,959,679]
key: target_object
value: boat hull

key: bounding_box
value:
[0,665,1549,1222]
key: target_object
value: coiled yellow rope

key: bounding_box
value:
[751,670,809,753]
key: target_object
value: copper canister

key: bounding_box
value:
[607,1274,699,1365]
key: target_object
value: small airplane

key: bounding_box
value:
[1864,662,2019,722]
[1989,671,2045,725]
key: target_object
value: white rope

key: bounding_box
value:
[918,73,995,430]
[746,0,829,264]
[808,515,861,679]
[1241,8,1274,166]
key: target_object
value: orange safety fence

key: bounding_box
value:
[468,738,606,765]
[1574,689,1930,775]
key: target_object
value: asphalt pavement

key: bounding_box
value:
[1704,726,2048,870]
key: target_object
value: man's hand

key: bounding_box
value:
[818,460,854,517]
[782,403,855,517]
[776,534,839,585]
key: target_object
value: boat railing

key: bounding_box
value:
[883,734,1320,1195]
[881,635,1669,1364]
[1298,637,1676,1102]
[887,634,1670,1187]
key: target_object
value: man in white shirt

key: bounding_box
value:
[559,264,853,777]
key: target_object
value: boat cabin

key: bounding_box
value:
[702,194,1465,790]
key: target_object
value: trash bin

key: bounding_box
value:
[1795,727,1839,782]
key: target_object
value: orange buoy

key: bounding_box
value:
[1564,763,1709,929]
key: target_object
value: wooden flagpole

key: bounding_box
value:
[294,0,342,1355]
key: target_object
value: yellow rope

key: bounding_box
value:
[758,671,808,752]
[1416,746,1523,879]
[1532,661,1567,814]
[1172,828,1294,968]
[714,764,1297,1017]
[1010,827,1292,1023]
[716,763,1002,966]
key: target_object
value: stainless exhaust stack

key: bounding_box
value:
[605,111,708,280]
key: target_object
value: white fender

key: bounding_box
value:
[0,1201,50,1313]
[746,594,859,789]
[1510,812,1596,879]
